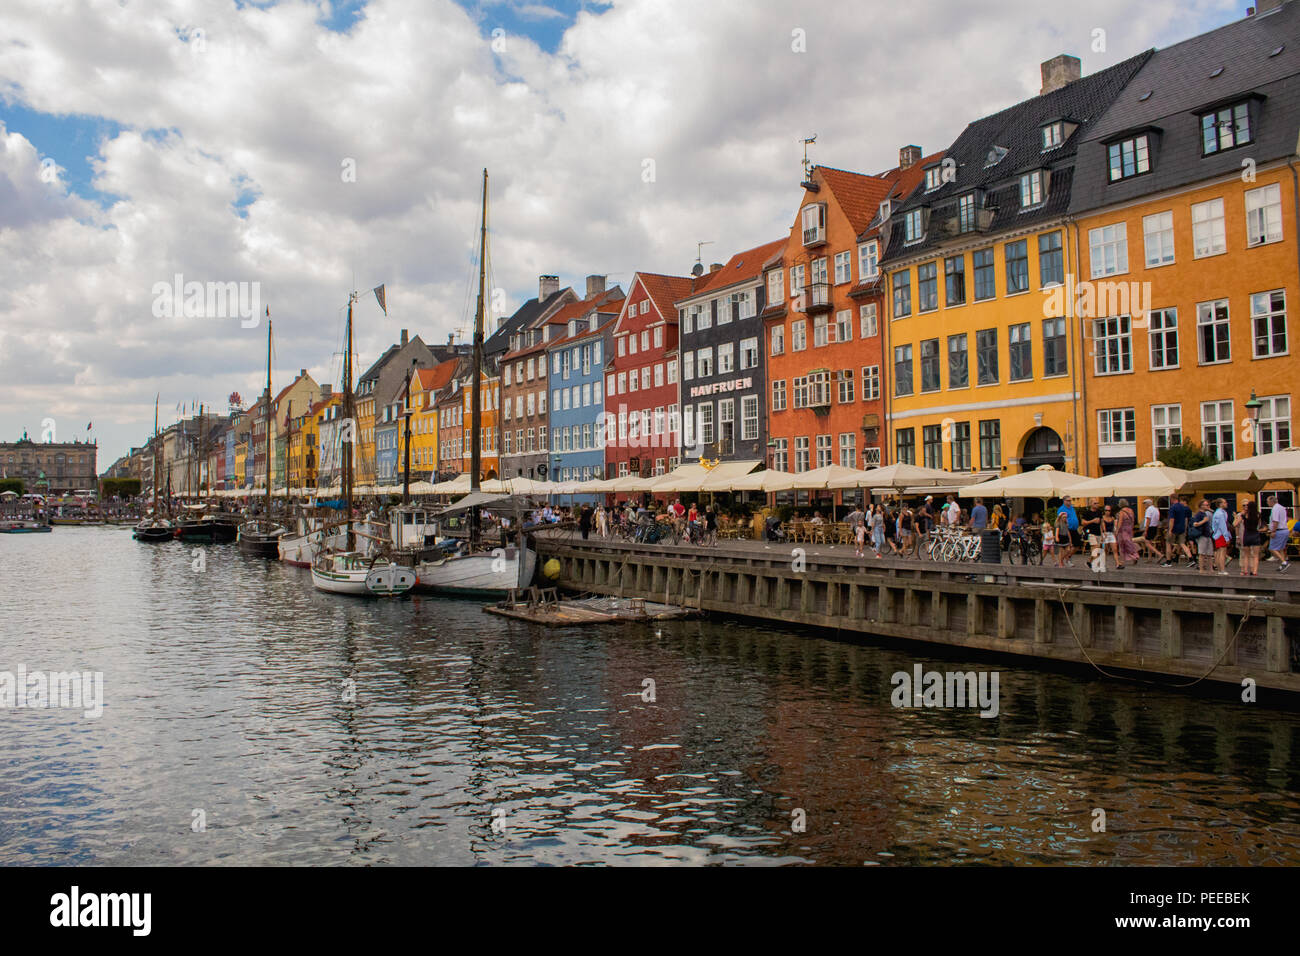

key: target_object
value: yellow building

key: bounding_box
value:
[400,363,457,480]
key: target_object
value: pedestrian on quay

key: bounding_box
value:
[1236,498,1262,576]
[704,506,718,548]
[899,504,915,556]
[578,503,593,540]
[1211,498,1233,574]
[1267,494,1292,572]
[1058,496,1079,566]
[871,504,886,558]
[917,496,934,557]
[1191,499,1214,573]
[1116,498,1139,567]
[1163,494,1193,567]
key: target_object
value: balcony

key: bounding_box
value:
[795,282,832,315]
[801,202,827,248]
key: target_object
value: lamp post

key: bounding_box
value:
[1245,389,1262,459]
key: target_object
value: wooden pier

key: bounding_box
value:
[533,531,1300,694]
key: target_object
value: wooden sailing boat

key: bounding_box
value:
[134,395,174,541]
[310,290,414,596]
[238,311,287,555]
[408,169,536,596]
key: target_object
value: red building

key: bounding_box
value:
[604,272,695,481]
[762,149,938,503]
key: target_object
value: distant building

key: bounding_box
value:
[0,433,98,494]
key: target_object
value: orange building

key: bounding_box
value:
[1068,5,1299,505]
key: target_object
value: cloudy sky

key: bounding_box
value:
[0,0,1239,468]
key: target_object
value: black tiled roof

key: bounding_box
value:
[882,50,1152,262]
[484,288,570,356]
[1070,3,1300,214]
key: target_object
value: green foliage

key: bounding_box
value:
[0,478,24,495]
[1158,441,1218,471]
[100,477,141,498]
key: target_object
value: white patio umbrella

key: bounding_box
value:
[1066,461,1191,498]
[788,464,879,490]
[1184,446,1300,492]
[959,464,1089,498]
[700,468,796,493]
[865,462,962,493]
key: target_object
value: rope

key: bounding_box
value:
[1054,584,1256,688]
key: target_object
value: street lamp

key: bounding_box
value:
[1246,389,1262,457]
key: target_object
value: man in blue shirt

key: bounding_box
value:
[1162,493,1193,567]
[969,497,988,532]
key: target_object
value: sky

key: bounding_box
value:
[0,0,1241,470]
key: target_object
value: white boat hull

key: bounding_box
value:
[310,557,416,597]
[280,522,381,567]
[414,547,537,595]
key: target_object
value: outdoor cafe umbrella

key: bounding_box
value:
[787,464,879,490]
[1184,446,1300,493]
[958,464,1089,498]
[865,462,961,493]
[1064,461,1191,499]
[699,468,796,493]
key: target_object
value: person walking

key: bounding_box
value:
[1267,494,1291,572]
[1237,499,1262,576]
[1116,498,1138,566]
[969,497,988,532]
[1138,498,1162,561]
[1211,498,1232,574]
[871,505,886,558]
[1163,494,1193,567]
[1058,495,1080,566]
[704,506,718,548]
[578,503,593,540]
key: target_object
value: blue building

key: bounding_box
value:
[546,290,623,502]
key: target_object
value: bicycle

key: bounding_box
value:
[1005,528,1042,565]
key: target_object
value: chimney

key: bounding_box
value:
[1040,54,1081,95]
[539,275,560,299]
[710,262,723,273]
[585,274,606,298]
[400,329,408,347]
[320,385,332,399]
[899,145,922,169]
[1254,0,1284,13]
[299,368,306,379]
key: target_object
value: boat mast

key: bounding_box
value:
[470,168,487,545]
[342,294,355,551]
[152,395,160,517]
[402,359,414,507]
[264,314,273,522]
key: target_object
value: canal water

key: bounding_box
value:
[2,527,1299,866]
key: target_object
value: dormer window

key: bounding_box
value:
[958,193,977,233]
[903,208,925,244]
[878,199,892,222]
[567,319,577,337]
[924,165,942,191]
[1042,122,1064,150]
[984,145,1008,168]
[1200,101,1253,155]
[588,314,598,331]
[801,203,827,246]
[1019,170,1047,208]
[1107,134,1151,181]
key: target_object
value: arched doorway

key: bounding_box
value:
[1020,427,1065,471]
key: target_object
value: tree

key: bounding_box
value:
[1158,441,1217,471]
[0,478,23,495]
[100,477,142,499]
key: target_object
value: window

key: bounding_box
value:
[1040,317,1066,377]
[698,404,714,445]
[696,303,712,331]
[976,329,998,385]
[681,352,693,381]
[958,193,977,233]
[1009,323,1032,381]
[792,320,806,351]
[1149,308,1179,369]
[896,427,915,465]
[835,310,852,343]
[1039,231,1063,286]
[859,241,879,280]
[951,422,971,472]
[1019,171,1044,208]
[811,257,828,287]
[682,404,694,447]
[770,325,785,356]
[945,255,966,306]
[1191,198,1226,258]
[1093,315,1133,374]
[917,262,939,311]
[834,251,852,284]
[973,248,995,300]
[697,347,714,377]
[789,264,805,296]
[1152,404,1182,453]
[813,314,829,347]
[832,368,852,404]
[794,436,810,472]
[718,342,734,374]
[1107,134,1150,181]
[978,420,1001,469]
[1089,223,1128,277]
[903,208,925,243]
[1005,240,1029,294]
[667,360,677,384]
[893,271,912,317]
[767,269,784,304]
[741,396,759,441]
[641,330,650,351]
[859,303,878,338]
[815,434,833,468]
[1197,299,1231,364]
[920,338,940,392]
[1246,183,1283,246]
[740,337,758,370]
[894,345,913,396]
[1257,395,1291,454]
[1201,400,1235,461]
[1143,211,1175,266]
[717,297,733,326]
[772,379,786,411]
[802,203,826,245]
[1251,290,1287,357]
[922,425,943,469]
[862,365,880,401]
[771,438,788,472]
[948,334,969,388]
[1098,408,1136,445]
[1042,122,1064,150]
[654,363,664,387]
[1200,101,1252,154]
[925,166,942,191]
[836,432,856,469]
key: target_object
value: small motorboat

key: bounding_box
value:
[310,550,415,597]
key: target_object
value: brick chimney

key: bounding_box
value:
[400,329,408,346]
[585,274,606,298]
[299,368,306,379]
[320,385,333,399]
[539,275,560,299]
[1040,54,1081,95]
[899,145,922,169]
[710,262,723,273]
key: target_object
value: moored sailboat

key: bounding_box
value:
[134,396,174,542]
[239,310,287,556]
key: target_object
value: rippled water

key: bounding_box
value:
[2,527,1299,865]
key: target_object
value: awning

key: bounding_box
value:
[651,459,760,493]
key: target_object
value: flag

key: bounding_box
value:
[86,422,92,431]
[373,284,387,315]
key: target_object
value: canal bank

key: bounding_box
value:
[534,531,1300,697]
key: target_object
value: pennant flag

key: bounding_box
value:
[86,422,92,431]
[373,284,387,315]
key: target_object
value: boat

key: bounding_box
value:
[135,396,175,543]
[239,311,288,556]
[0,518,52,533]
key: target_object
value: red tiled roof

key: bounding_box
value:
[634,272,695,324]
[677,237,787,303]
[546,287,625,346]
[416,359,459,393]
[816,165,897,236]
